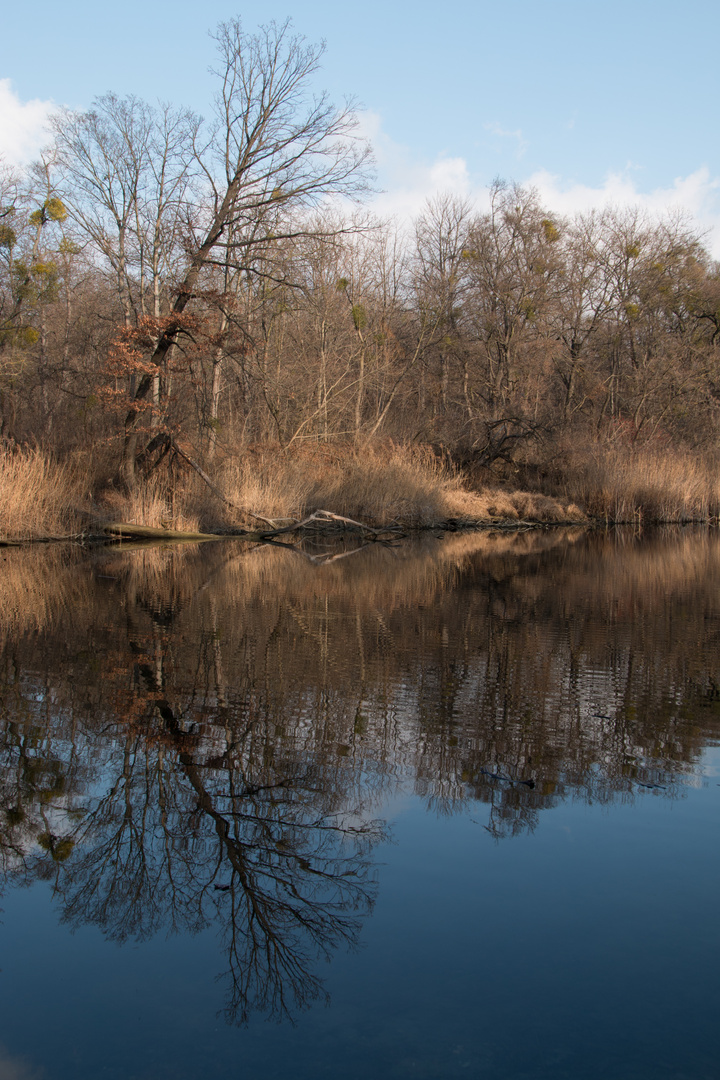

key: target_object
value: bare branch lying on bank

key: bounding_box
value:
[103,509,405,544]
[104,523,222,541]
[255,509,404,538]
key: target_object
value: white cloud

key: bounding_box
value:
[369,154,471,222]
[526,166,720,257]
[0,79,54,165]
[356,110,471,221]
[358,112,720,258]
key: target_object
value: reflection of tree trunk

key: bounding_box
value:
[355,612,365,686]
[211,599,227,709]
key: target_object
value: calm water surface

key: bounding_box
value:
[0,527,718,1079]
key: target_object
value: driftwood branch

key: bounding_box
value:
[102,509,405,545]
[121,437,409,541]
[104,523,222,541]
[250,510,404,540]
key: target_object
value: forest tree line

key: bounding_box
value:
[2,19,720,493]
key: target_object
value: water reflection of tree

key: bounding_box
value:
[0,701,382,1021]
[2,528,720,996]
[55,711,381,1022]
[0,568,385,1022]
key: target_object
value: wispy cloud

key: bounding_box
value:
[483,121,528,159]
[0,79,54,165]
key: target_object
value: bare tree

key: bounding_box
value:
[413,193,473,418]
[119,17,373,483]
[53,95,154,328]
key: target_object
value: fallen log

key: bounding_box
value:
[104,523,222,541]
[102,511,404,545]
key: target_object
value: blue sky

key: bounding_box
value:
[2,0,719,251]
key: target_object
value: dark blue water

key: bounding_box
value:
[0,529,718,1079]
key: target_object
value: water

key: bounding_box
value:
[0,527,718,1079]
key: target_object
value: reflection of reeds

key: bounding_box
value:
[90,528,585,622]
[0,546,92,638]
[541,527,720,615]
[1,527,713,650]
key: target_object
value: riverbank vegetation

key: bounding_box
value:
[2,19,720,540]
[0,441,585,541]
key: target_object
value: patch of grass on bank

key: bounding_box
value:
[0,447,89,541]
[0,439,624,542]
[3,441,587,540]
[101,475,201,534]
[201,443,585,529]
[12,437,720,540]
[555,444,720,523]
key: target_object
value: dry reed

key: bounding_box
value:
[0,439,601,542]
[101,474,200,533]
[205,443,585,528]
[558,444,720,522]
[0,447,89,541]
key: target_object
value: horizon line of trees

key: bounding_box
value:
[2,17,720,484]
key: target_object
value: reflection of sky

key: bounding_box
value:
[1,753,719,1080]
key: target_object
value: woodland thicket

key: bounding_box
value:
[2,20,720,527]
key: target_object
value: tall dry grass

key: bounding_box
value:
[217,443,464,525]
[0,447,89,541]
[95,441,585,530]
[209,443,585,528]
[558,444,720,522]
[1,439,587,541]
[101,474,200,533]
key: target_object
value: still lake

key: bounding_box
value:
[0,527,718,1080]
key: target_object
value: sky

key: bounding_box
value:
[1,0,719,252]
